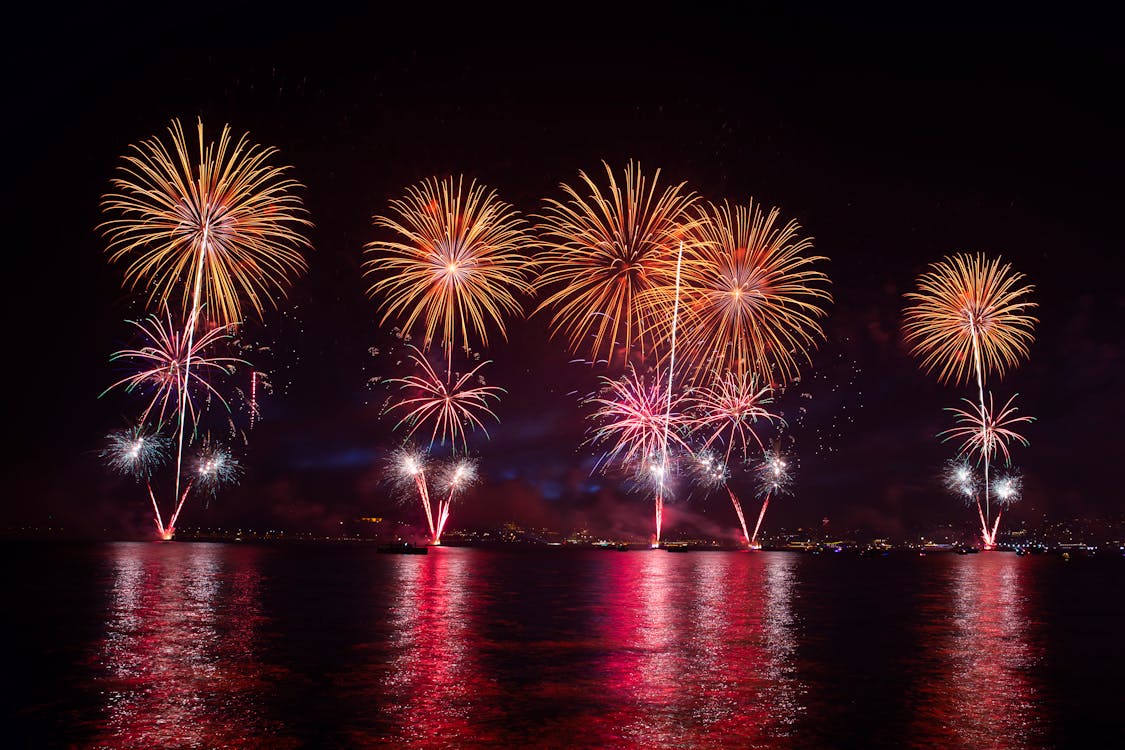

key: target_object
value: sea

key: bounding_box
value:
[5,542,1123,748]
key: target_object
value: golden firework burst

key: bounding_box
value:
[533,160,701,366]
[644,199,831,386]
[364,175,536,369]
[100,118,312,327]
[902,252,1037,386]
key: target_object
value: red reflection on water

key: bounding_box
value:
[910,554,1047,749]
[589,551,802,748]
[346,548,501,747]
[88,543,291,748]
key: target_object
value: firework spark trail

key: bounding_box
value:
[751,451,792,548]
[101,311,246,432]
[654,241,685,545]
[249,371,259,428]
[586,367,691,470]
[903,252,1036,545]
[433,458,478,544]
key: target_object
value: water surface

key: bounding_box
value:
[7,543,1122,748]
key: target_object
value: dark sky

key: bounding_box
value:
[5,7,1122,540]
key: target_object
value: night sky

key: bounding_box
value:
[6,8,1122,540]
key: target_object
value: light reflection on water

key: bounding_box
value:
[87,542,295,748]
[908,554,1049,749]
[27,544,1113,747]
[592,551,801,748]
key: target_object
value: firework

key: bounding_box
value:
[193,441,243,497]
[100,118,312,328]
[690,451,753,545]
[902,253,1037,387]
[533,161,700,366]
[943,458,980,504]
[101,118,311,522]
[939,393,1034,468]
[685,370,782,462]
[387,445,435,539]
[750,450,793,548]
[902,251,1037,547]
[991,472,1022,507]
[383,345,504,453]
[647,200,831,386]
[585,364,692,545]
[364,175,535,376]
[101,310,247,430]
[433,457,479,544]
[585,365,690,472]
[101,425,171,479]
[984,471,1023,547]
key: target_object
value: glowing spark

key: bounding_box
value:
[193,440,243,496]
[755,450,793,498]
[943,458,980,504]
[991,472,1023,507]
[101,426,171,479]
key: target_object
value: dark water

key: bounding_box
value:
[6,543,1123,748]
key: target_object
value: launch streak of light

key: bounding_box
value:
[655,241,685,545]
[691,452,751,545]
[102,427,173,538]
[389,447,435,540]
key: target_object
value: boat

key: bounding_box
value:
[616,544,630,551]
[377,542,428,554]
